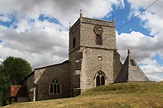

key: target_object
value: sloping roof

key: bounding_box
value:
[115,50,150,83]
[10,85,21,97]
[34,60,70,70]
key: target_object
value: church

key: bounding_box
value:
[10,15,149,102]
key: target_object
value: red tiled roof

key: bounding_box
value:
[10,85,21,97]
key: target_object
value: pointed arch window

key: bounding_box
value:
[96,71,105,86]
[101,75,105,85]
[96,75,100,86]
[50,79,61,94]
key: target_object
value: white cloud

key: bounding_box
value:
[0,0,125,26]
[0,15,11,22]
[0,44,68,69]
[117,31,156,62]
[141,63,163,75]
[0,25,8,31]
[0,18,69,69]
[139,59,163,81]
[146,74,163,82]
[127,0,152,10]
[0,0,125,69]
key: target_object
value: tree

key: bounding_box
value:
[0,56,32,106]
[0,62,11,106]
[0,74,10,106]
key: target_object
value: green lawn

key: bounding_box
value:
[3,82,163,108]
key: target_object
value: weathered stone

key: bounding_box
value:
[115,50,149,82]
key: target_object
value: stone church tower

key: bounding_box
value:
[11,15,149,103]
[69,16,122,96]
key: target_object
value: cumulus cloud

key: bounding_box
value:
[0,19,68,68]
[140,60,163,81]
[117,31,156,62]
[0,0,125,26]
[0,0,125,69]
[0,14,11,22]
[0,44,67,68]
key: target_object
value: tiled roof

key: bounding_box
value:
[10,85,21,97]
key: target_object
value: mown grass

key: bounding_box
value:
[81,82,163,96]
[2,82,163,108]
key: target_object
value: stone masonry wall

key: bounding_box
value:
[69,19,80,54]
[113,50,122,82]
[79,17,117,93]
[128,58,149,82]
[69,19,81,96]
[81,48,114,92]
[34,61,70,100]
[80,17,116,50]
[26,73,34,100]
[69,49,81,96]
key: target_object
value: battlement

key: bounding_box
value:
[69,17,115,33]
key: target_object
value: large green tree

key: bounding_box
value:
[0,56,32,106]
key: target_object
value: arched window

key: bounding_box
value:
[101,75,105,85]
[96,71,105,86]
[50,79,61,94]
[96,75,100,86]
[96,35,102,45]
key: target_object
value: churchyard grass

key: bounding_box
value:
[3,82,163,108]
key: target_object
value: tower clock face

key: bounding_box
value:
[93,25,103,35]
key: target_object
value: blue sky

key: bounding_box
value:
[0,0,163,81]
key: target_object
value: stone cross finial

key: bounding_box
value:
[80,10,82,17]
[128,49,130,55]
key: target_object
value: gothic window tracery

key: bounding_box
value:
[50,79,61,94]
[96,71,105,86]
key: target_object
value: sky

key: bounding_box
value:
[0,0,163,81]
